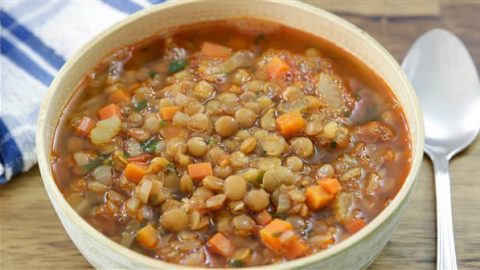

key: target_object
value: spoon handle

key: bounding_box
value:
[432,156,458,270]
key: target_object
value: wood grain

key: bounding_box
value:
[1,1,479,269]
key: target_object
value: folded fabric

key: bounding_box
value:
[0,0,164,183]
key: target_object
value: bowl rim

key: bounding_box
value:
[36,0,425,269]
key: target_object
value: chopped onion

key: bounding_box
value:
[92,165,112,185]
[136,180,152,203]
[73,151,90,167]
[125,139,143,157]
[139,205,154,221]
[277,193,291,213]
[66,193,90,215]
[90,116,121,145]
[106,190,125,202]
[126,197,141,213]
[84,191,103,204]
[74,199,90,215]
[119,232,135,247]
[317,72,344,110]
[88,181,107,193]
[223,51,254,73]
[181,250,206,267]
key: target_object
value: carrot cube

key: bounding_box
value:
[98,104,121,120]
[109,89,130,103]
[265,56,290,78]
[319,178,342,194]
[345,219,366,234]
[305,185,334,211]
[75,116,96,137]
[259,219,293,252]
[276,111,306,136]
[187,162,213,180]
[256,210,273,226]
[136,224,158,249]
[283,236,309,259]
[160,106,182,120]
[124,163,146,184]
[208,233,235,257]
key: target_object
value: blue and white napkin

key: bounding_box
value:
[0,0,165,184]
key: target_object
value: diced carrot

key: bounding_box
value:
[345,218,366,234]
[75,116,96,137]
[256,210,273,226]
[305,185,334,211]
[124,163,146,184]
[160,106,182,120]
[260,220,308,258]
[108,89,130,103]
[283,236,309,259]
[187,162,213,180]
[207,233,235,257]
[98,104,121,120]
[318,178,342,194]
[128,153,152,163]
[276,111,306,136]
[265,56,290,79]
[259,219,293,252]
[201,42,231,58]
[135,224,158,249]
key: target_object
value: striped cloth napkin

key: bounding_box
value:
[0,0,165,184]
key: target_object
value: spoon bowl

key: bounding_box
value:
[403,29,480,158]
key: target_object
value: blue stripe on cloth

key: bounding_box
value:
[0,10,66,70]
[101,0,143,14]
[146,0,166,4]
[0,37,53,85]
[0,119,24,184]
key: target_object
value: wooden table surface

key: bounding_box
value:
[1,1,479,269]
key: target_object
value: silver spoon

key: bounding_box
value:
[402,29,480,270]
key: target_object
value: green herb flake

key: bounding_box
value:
[166,163,176,173]
[330,141,337,149]
[141,138,159,153]
[254,33,265,44]
[228,259,245,268]
[149,70,157,78]
[354,92,362,101]
[134,100,148,111]
[123,151,131,158]
[82,158,102,172]
[342,110,351,118]
[207,137,216,146]
[159,120,167,128]
[168,60,187,74]
[256,170,265,183]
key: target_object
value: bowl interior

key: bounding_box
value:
[37,1,424,269]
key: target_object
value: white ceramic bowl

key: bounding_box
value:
[37,1,424,269]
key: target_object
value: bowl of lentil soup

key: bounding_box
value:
[37,1,424,269]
